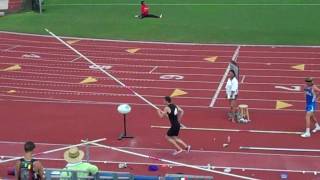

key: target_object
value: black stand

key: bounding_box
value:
[118,114,133,140]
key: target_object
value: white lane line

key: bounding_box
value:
[2,55,320,69]
[0,95,305,111]
[1,40,320,55]
[1,155,319,174]
[209,46,240,107]
[241,75,246,83]
[0,62,320,77]
[0,72,309,86]
[46,3,320,6]
[1,141,319,158]
[3,47,320,65]
[148,66,158,74]
[151,125,301,135]
[70,56,81,62]
[0,41,234,54]
[0,77,304,95]
[1,30,320,48]
[240,146,320,152]
[0,83,306,101]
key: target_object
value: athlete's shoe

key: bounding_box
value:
[312,126,320,133]
[172,149,183,156]
[159,14,163,18]
[301,132,311,138]
[186,145,191,153]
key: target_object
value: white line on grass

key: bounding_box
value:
[46,3,320,6]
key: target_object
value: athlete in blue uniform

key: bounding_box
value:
[301,77,320,137]
[157,96,191,155]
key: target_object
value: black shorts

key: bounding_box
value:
[167,126,180,137]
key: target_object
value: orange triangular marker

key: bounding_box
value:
[291,64,305,71]
[66,39,80,45]
[7,90,16,94]
[80,77,97,84]
[276,100,293,109]
[204,56,218,62]
[3,64,21,71]
[170,89,188,97]
[126,48,140,54]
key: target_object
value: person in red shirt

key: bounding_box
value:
[136,1,162,19]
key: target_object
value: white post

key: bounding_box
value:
[39,0,42,14]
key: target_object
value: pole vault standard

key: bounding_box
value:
[82,141,260,180]
[45,29,159,110]
[0,138,106,164]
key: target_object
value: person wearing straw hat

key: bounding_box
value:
[15,141,44,180]
[60,147,99,179]
[301,77,320,137]
[157,96,191,155]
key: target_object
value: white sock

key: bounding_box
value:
[315,123,320,128]
[306,128,310,133]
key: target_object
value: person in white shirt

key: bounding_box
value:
[225,70,239,122]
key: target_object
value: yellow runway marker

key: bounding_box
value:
[276,100,293,109]
[170,89,188,97]
[126,48,140,54]
[66,39,80,45]
[204,56,218,63]
[291,64,305,71]
[80,76,97,84]
[3,64,21,71]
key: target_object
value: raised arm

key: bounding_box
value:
[313,85,320,93]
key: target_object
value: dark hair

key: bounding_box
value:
[24,141,35,152]
[229,69,235,76]
[164,96,171,103]
[141,1,144,5]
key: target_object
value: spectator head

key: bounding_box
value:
[228,69,236,79]
[305,77,313,86]
[24,141,36,153]
[64,147,84,163]
[164,96,172,104]
[141,1,145,5]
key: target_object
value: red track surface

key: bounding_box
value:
[0,32,320,179]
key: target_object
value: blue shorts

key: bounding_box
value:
[306,103,317,112]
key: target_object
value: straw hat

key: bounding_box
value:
[64,147,84,163]
[305,77,313,83]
